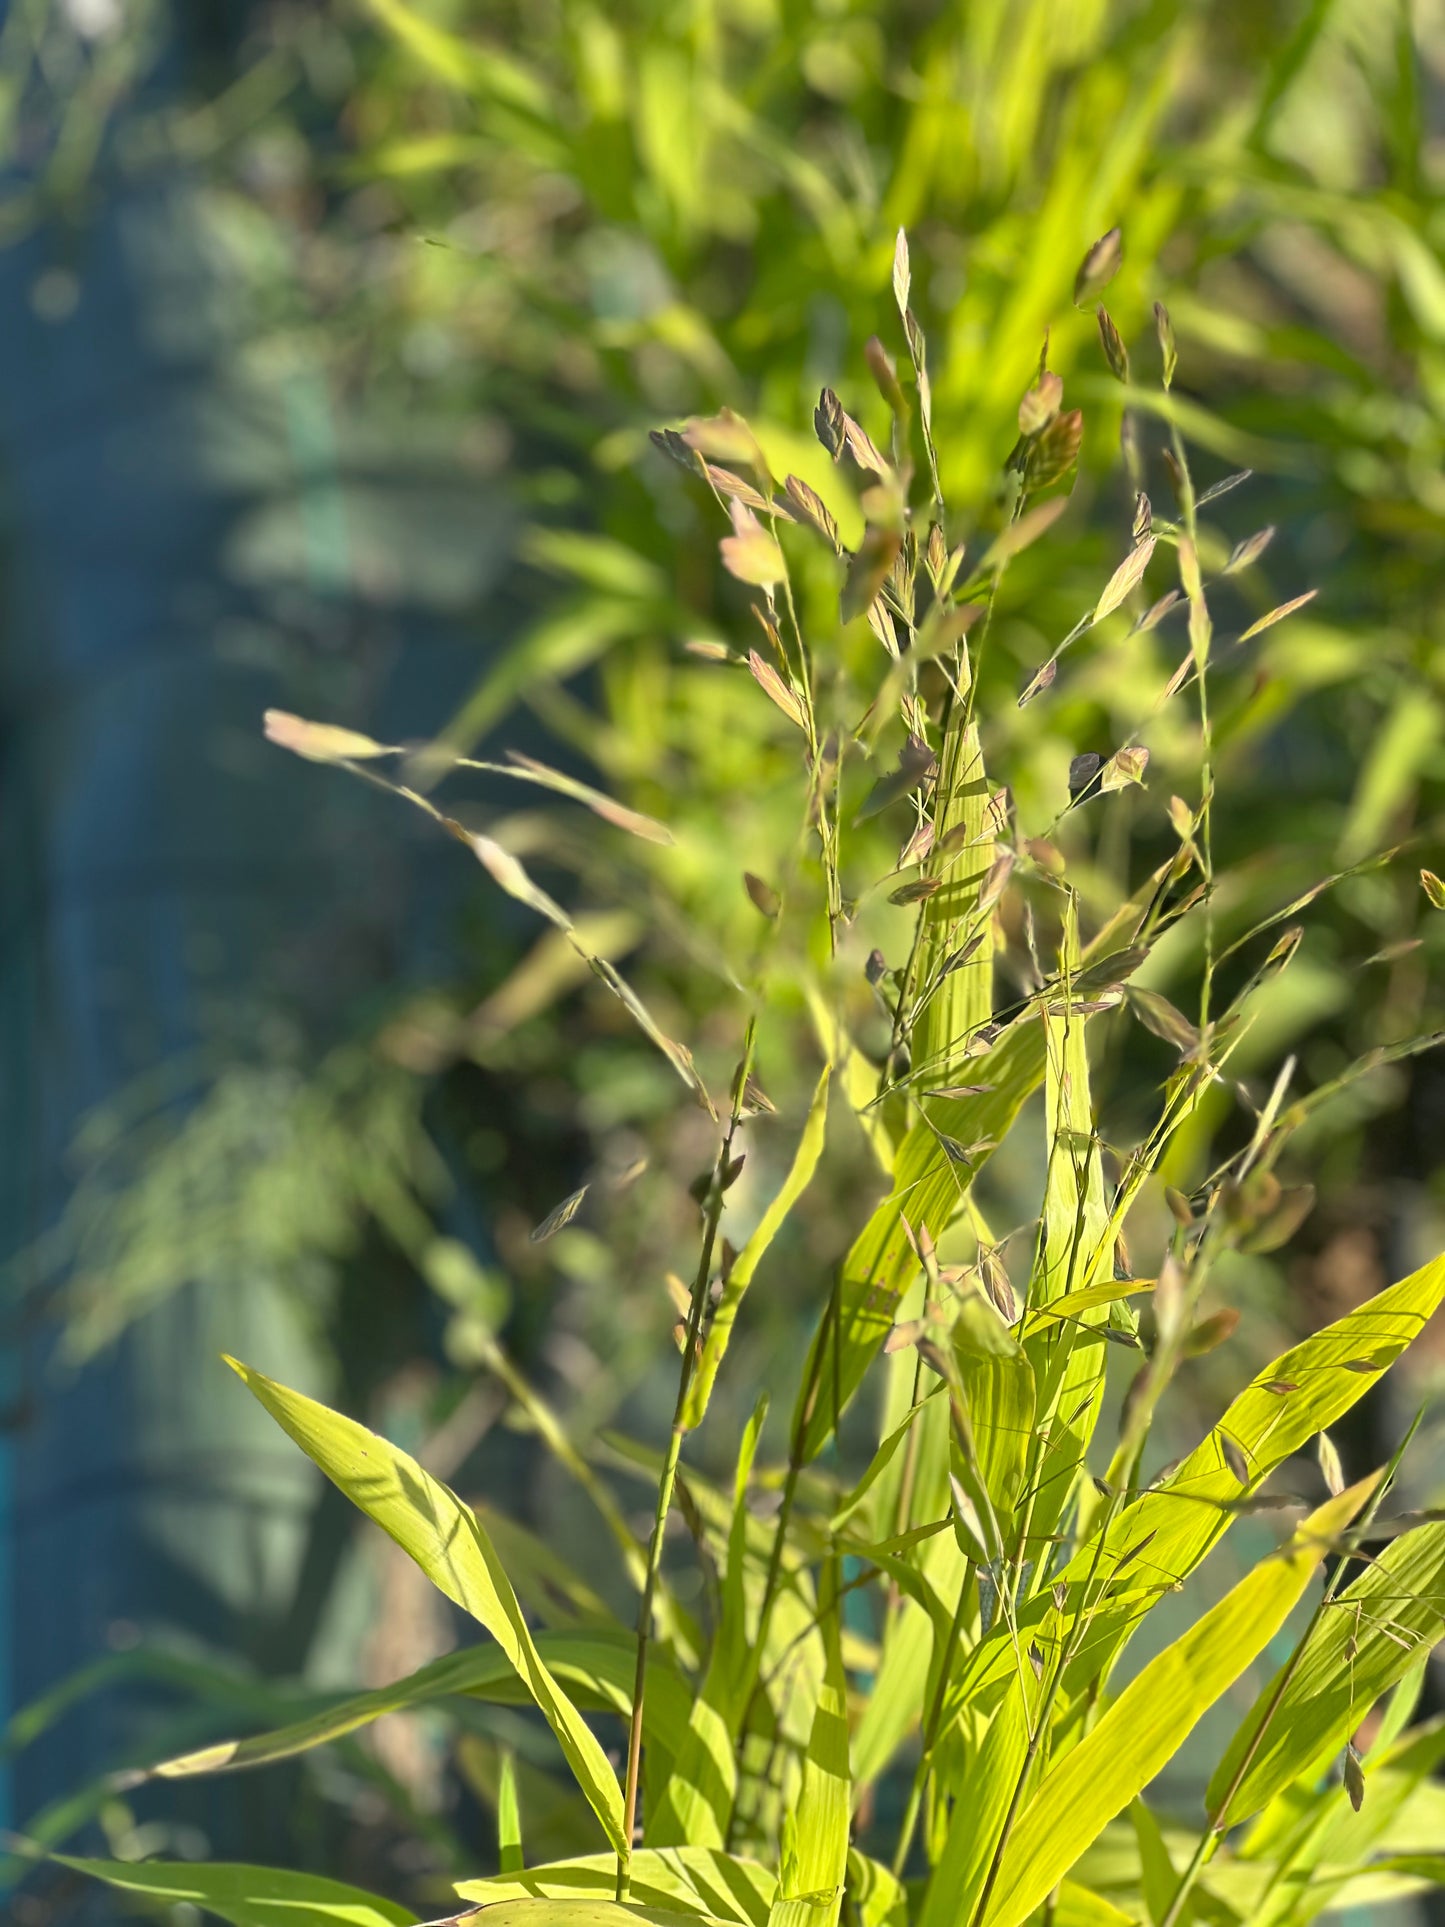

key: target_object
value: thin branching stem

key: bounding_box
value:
[616,1024,756,1899]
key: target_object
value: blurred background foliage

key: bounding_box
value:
[3,0,1445,1920]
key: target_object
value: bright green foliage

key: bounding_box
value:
[982,1481,1369,1927]
[54,1855,415,1926]
[60,189,1445,1927]
[1209,1521,1445,1825]
[227,1357,628,1854]
[458,1848,776,1921]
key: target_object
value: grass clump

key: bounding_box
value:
[66,232,1445,1927]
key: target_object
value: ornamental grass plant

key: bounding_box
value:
[54,229,1445,1927]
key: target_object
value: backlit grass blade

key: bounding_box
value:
[649,1399,770,1848]
[980,1481,1371,1927]
[1208,1519,1445,1824]
[1022,897,1112,1557]
[1240,1715,1445,1926]
[790,861,1175,1466]
[948,1290,1036,1540]
[456,1849,776,1927]
[57,1855,415,1927]
[937,1250,1445,1724]
[500,1749,525,1874]
[147,1632,692,1787]
[792,1019,1047,1464]
[227,1358,627,1853]
[918,1688,1030,1927]
[765,1563,850,1927]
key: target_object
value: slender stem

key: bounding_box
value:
[616,1033,754,1900]
[1166,420,1216,1031]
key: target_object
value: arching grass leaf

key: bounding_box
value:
[456,1850,775,1927]
[1208,1519,1445,1824]
[56,1855,415,1927]
[148,1631,691,1795]
[980,1481,1371,1927]
[227,1360,626,1853]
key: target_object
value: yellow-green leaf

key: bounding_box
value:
[57,1855,414,1927]
[456,1850,775,1927]
[937,1250,1445,1729]
[448,1903,737,1927]
[499,1748,525,1873]
[148,1632,690,1786]
[768,1565,850,1927]
[919,1688,1030,1927]
[981,1482,1371,1927]
[1208,1519,1445,1823]
[649,1399,769,1848]
[227,1359,626,1852]
[1022,897,1112,1557]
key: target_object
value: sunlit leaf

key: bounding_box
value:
[57,1855,414,1927]
[227,1361,627,1851]
[981,1482,1370,1927]
[1210,1520,1445,1823]
[456,1851,774,1926]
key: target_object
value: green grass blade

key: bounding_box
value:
[949,1291,1037,1543]
[766,1563,850,1927]
[227,1358,626,1853]
[846,1850,907,1927]
[1208,1519,1445,1824]
[914,719,995,1080]
[649,1399,770,1847]
[793,1019,1047,1464]
[918,1688,1030,1927]
[1051,1887,1141,1927]
[980,1482,1371,1927]
[939,1250,1445,1727]
[56,1855,415,1926]
[1130,1799,1184,1927]
[790,861,1172,1467]
[441,1905,738,1927]
[456,1849,776,1927]
[850,1597,934,1791]
[1239,1713,1445,1926]
[146,1631,690,1788]
[500,1749,526,1874]
[1022,897,1112,1556]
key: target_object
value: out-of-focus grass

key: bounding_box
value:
[14,0,1440,1374]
